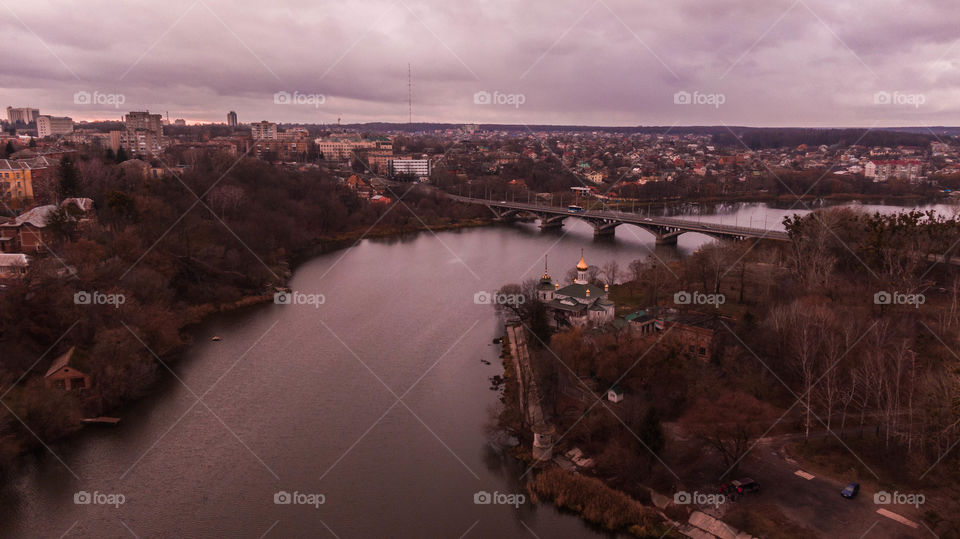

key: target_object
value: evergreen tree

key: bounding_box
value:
[58,156,81,198]
[115,147,128,163]
[638,406,665,467]
[3,141,14,158]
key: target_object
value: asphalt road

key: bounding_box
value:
[729,438,929,538]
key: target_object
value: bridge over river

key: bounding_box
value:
[448,195,791,245]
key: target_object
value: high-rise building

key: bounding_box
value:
[37,116,74,138]
[250,121,278,140]
[124,111,163,134]
[6,107,40,125]
[110,111,165,156]
[227,111,238,127]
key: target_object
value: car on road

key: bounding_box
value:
[841,482,859,499]
[731,478,760,495]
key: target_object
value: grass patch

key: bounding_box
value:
[788,435,921,488]
[724,504,819,539]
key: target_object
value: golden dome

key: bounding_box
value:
[576,249,588,271]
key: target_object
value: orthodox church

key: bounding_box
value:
[537,251,615,328]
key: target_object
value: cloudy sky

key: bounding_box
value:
[2,0,959,127]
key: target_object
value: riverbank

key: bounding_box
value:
[292,217,494,265]
[495,324,675,537]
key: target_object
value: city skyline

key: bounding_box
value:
[2,0,959,127]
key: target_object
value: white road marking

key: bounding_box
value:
[876,508,919,528]
[794,470,815,480]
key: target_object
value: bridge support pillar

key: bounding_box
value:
[655,234,679,246]
[538,215,565,230]
[593,225,617,237]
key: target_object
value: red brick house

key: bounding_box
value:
[0,198,93,253]
[0,204,57,253]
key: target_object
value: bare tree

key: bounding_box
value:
[600,260,621,286]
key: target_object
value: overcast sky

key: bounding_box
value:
[2,0,959,127]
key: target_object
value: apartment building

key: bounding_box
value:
[865,159,923,182]
[0,160,36,201]
[110,111,165,156]
[37,116,74,138]
[389,158,431,179]
[314,136,392,162]
[6,107,39,125]
[251,121,278,140]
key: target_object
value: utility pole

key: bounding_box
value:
[408,63,412,125]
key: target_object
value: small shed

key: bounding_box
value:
[44,347,91,391]
[607,386,624,403]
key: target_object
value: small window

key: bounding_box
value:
[54,379,66,390]
[71,377,86,389]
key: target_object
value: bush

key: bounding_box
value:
[530,467,665,535]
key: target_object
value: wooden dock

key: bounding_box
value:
[81,417,121,425]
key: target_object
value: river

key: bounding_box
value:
[2,199,956,538]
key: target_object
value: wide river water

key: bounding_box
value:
[2,199,956,538]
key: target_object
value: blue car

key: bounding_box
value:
[841,482,859,499]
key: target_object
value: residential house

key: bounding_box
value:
[0,198,92,253]
[0,252,29,279]
[44,347,91,391]
[0,204,57,252]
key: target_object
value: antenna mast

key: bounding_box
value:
[407,63,412,124]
